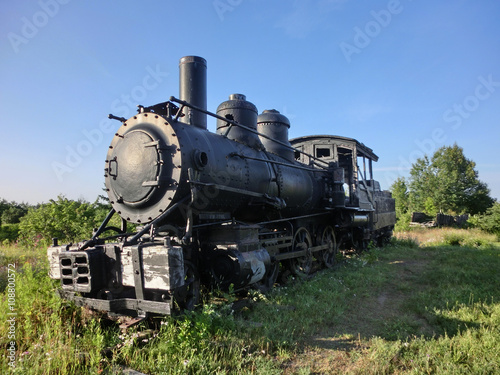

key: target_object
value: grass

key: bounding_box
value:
[1,228,499,374]
[279,230,500,374]
[0,267,109,374]
[394,227,497,248]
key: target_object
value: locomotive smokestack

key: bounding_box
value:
[179,56,207,129]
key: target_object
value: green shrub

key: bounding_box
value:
[441,229,495,248]
[462,236,489,248]
[395,211,412,232]
[0,224,19,243]
[474,202,500,239]
[391,235,419,248]
[18,196,116,248]
[443,232,465,246]
[467,214,481,228]
[1,205,28,224]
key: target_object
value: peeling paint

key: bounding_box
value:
[122,243,184,290]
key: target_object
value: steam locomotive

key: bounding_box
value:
[47,56,396,316]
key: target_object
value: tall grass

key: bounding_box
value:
[1,229,499,374]
[0,263,114,373]
[395,227,497,248]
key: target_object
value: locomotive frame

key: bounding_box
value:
[47,56,396,317]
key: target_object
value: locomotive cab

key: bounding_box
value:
[291,135,396,246]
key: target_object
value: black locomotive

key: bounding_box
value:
[47,56,396,316]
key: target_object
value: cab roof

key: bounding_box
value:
[290,135,379,161]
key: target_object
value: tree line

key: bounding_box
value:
[390,144,498,235]
[0,199,30,244]
[1,143,499,247]
[0,195,118,248]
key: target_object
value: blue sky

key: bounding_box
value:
[1,0,499,204]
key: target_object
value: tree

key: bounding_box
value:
[18,195,115,248]
[407,144,493,215]
[390,177,411,229]
[0,199,31,226]
[1,204,28,224]
[408,155,439,216]
[432,145,493,214]
[474,202,500,237]
[0,198,8,225]
[0,224,19,243]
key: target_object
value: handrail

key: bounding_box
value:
[169,96,330,169]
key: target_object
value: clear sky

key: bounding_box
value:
[1,0,499,204]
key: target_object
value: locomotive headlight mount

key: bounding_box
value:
[105,113,182,224]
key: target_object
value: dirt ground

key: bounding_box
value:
[281,254,433,374]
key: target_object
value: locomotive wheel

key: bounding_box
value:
[352,229,368,253]
[255,260,279,293]
[320,226,337,268]
[287,227,313,277]
[173,261,200,312]
[377,228,393,247]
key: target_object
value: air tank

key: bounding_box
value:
[257,109,294,162]
[216,94,263,149]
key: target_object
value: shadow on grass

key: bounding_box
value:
[303,241,500,349]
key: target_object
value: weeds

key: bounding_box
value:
[0,262,114,374]
[1,229,499,374]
